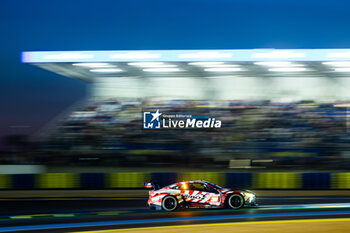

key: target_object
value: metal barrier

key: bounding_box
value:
[108,172,151,188]
[37,173,79,189]
[332,172,350,189]
[254,172,302,189]
[0,174,11,189]
[2,172,350,190]
[303,173,330,190]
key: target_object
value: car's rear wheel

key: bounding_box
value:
[227,194,244,209]
[162,195,178,211]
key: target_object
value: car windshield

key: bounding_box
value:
[206,182,222,189]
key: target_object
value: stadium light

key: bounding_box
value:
[90,68,123,73]
[334,103,350,107]
[43,53,94,60]
[179,52,232,59]
[128,62,176,67]
[188,62,225,66]
[252,51,305,59]
[269,67,307,72]
[128,62,164,66]
[202,64,239,67]
[328,52,350,58]
[323,62,350,67]
[189,62,239,68]
[109,52,161,59]
[143,68,181,72]
[204,68,242,72]
[334,68,350,72]
[72,63,114,68]
[254,61,304,67]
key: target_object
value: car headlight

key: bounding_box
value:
[245,193,255,200]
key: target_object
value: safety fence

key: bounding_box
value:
[0,172,349,190]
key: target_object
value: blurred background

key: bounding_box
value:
[3,1,350,232]
[1,0,350,190]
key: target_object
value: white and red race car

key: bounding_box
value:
[145,180,256,211]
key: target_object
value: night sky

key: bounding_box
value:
[1,0,350,145]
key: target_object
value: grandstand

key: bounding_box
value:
[20,49,350,169]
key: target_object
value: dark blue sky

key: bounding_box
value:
[1,0,350,142]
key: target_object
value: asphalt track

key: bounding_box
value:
[1,196,350,232]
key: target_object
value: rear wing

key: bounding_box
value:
[144,181,160,190]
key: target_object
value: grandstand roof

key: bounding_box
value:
[21,49,350,82]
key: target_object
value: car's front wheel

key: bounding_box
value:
[227,194,244,209]
[162,195,178,211]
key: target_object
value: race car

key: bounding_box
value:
[144,180,256,211]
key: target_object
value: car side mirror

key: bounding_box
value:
[144,182,154,189]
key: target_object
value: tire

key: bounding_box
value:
[162,195,178,211]
[227,194,244,209]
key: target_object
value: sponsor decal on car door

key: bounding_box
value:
[181,189,220,205]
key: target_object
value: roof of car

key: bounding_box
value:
[178,180,209,184]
